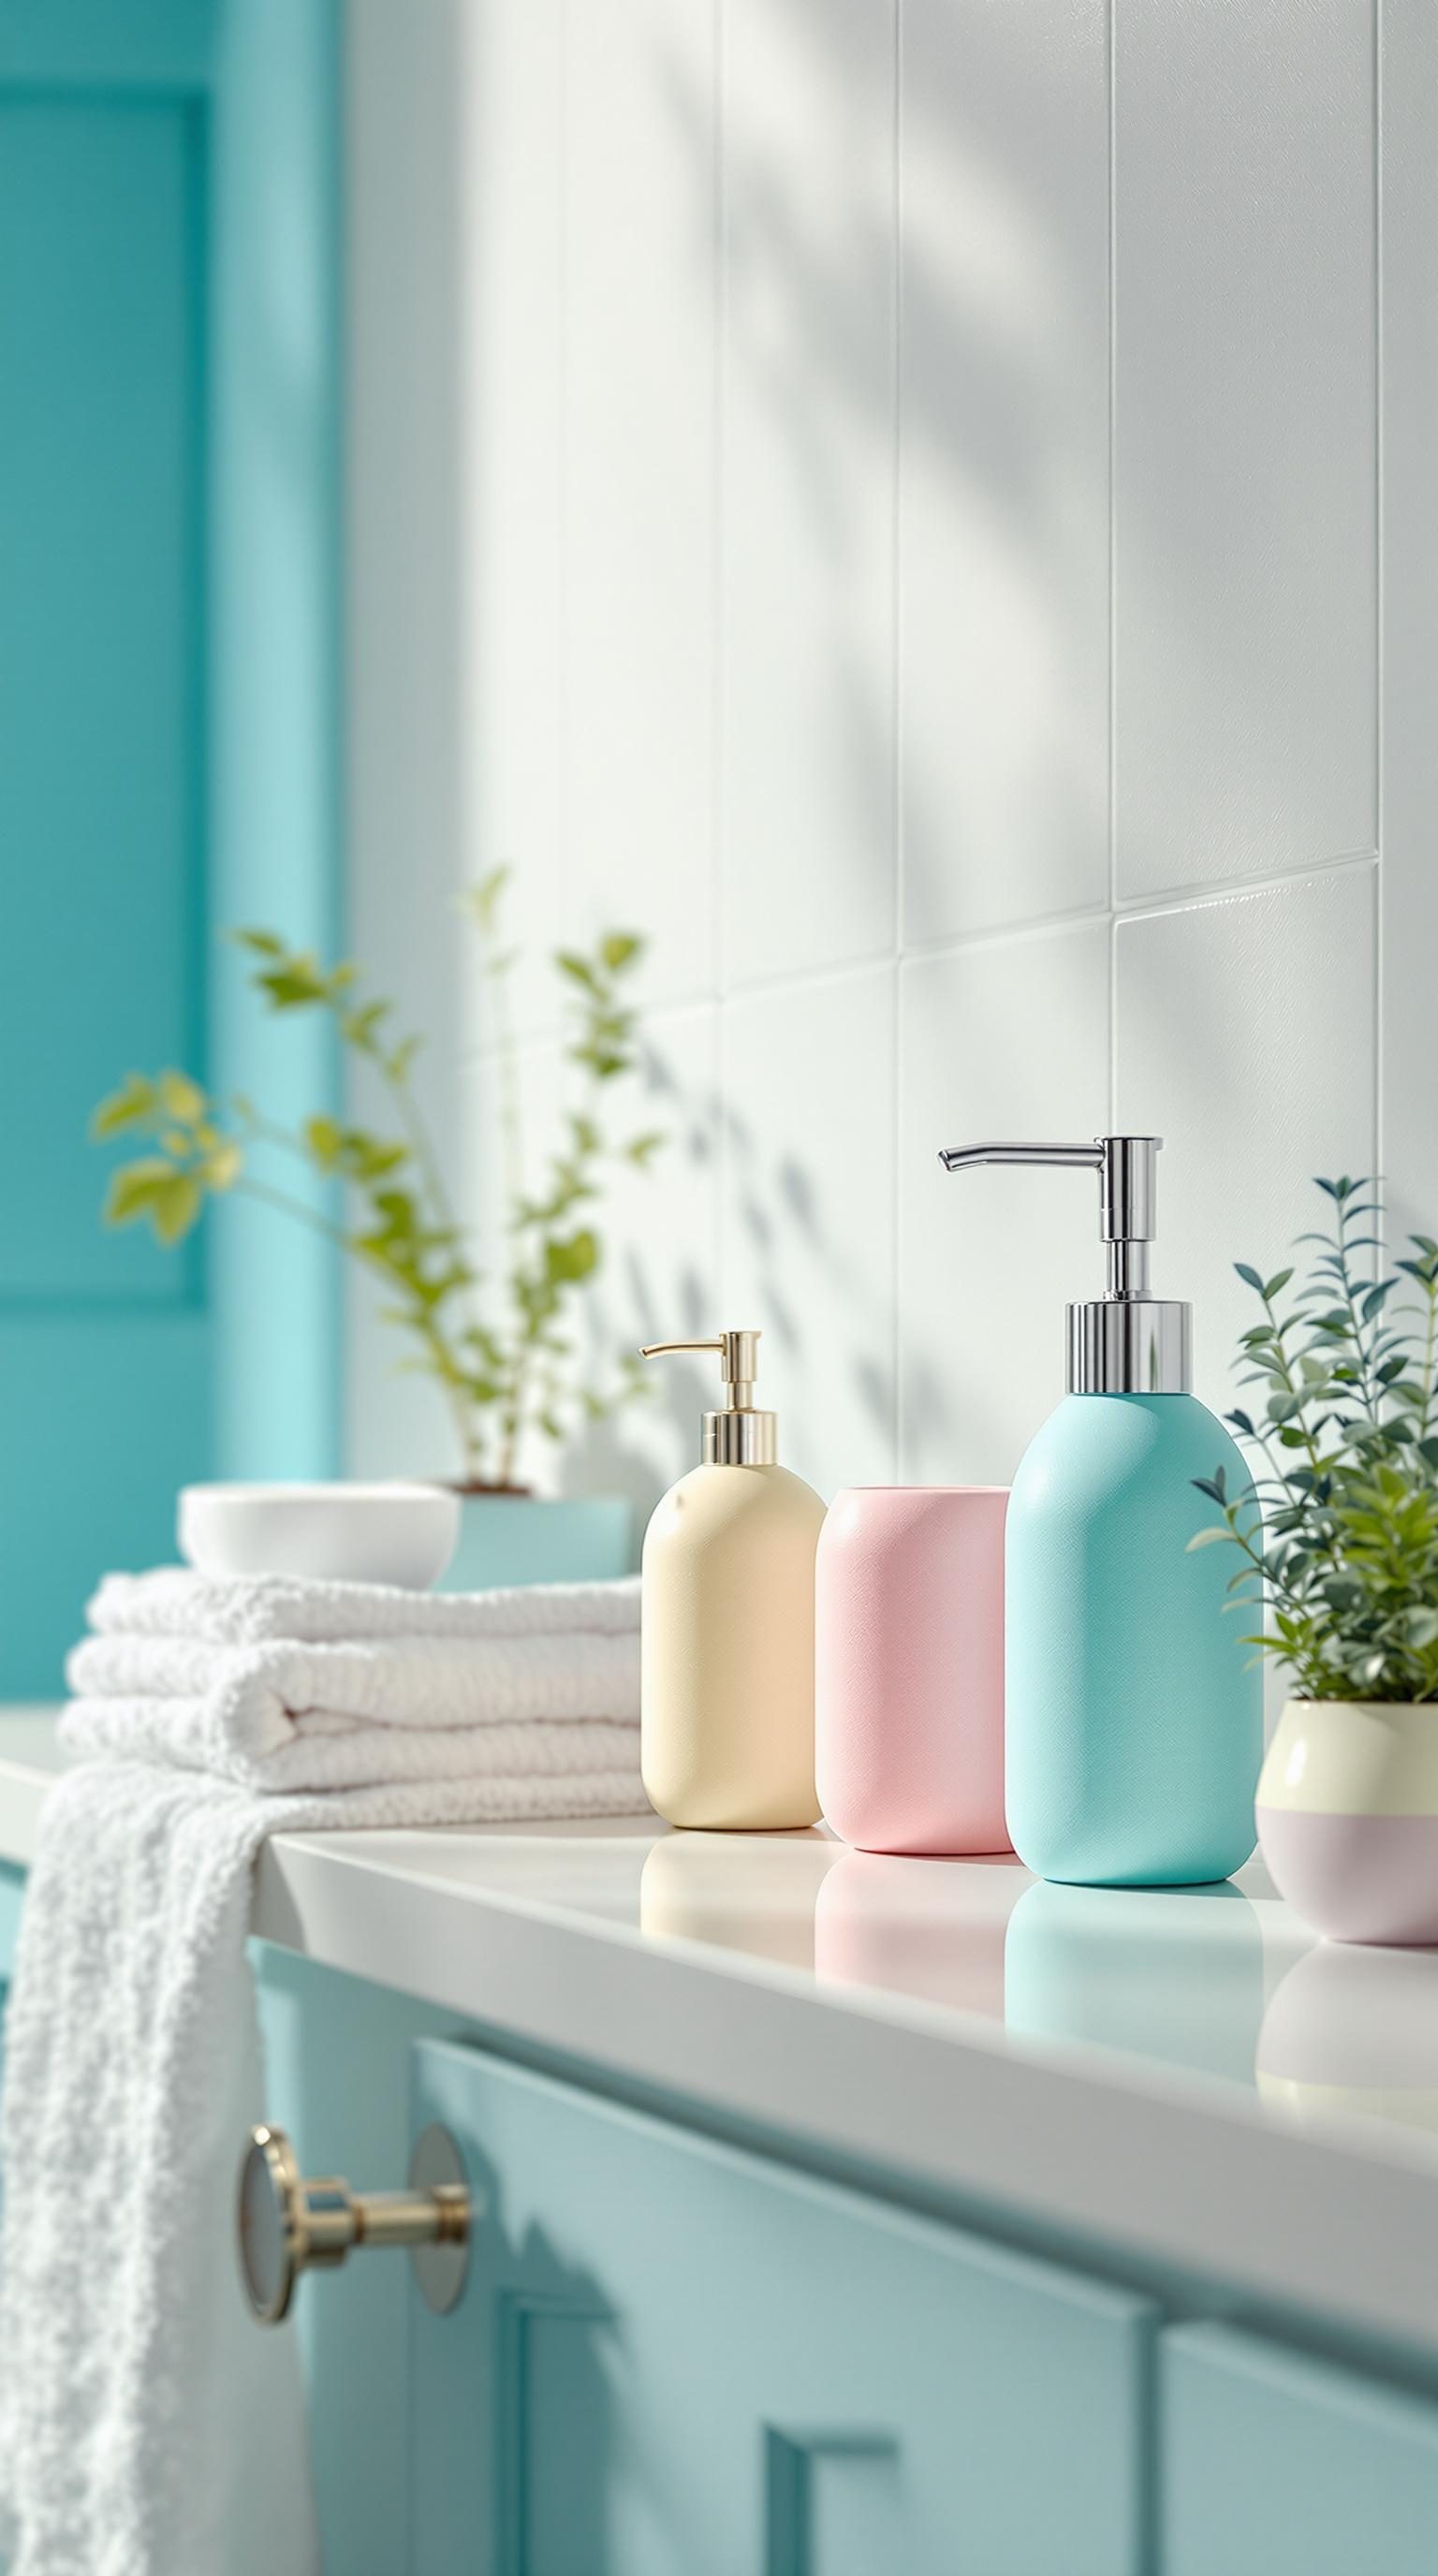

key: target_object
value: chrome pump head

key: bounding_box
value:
[638,1329,777,1463]
[936,1135,1192,1394]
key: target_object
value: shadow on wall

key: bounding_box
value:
[362,0,1378,1508]
[687,0,1372,909]
[649,0,1376,1473]
[561,1023,942,1518]
[643,0,1111,1490]
[559,1030,720,1515]
[721,1094,911,1465]
[664,0,1112,944]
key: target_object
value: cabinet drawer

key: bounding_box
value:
[411,2038,1153,2576]
[1162,2321,1438,2576]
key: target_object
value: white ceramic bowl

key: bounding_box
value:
[178,1482,461,1589]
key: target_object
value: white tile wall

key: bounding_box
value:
[1113,0,1379,900]
[900,0,1109,945]
[900,918,1110,1486]
[462,0,567,1045]
[723,963,895,1489]
[721,0,898,988]
[345,0,1436,1516]
[564,0,719,1004]
[1114,866,1378,1420]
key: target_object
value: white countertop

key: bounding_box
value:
[4,1709,1438,2356]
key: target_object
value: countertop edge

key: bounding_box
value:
[3,1722,1437,2362]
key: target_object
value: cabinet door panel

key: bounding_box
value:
[1162,2321,1438,2576]
[410,2038,1152,2576]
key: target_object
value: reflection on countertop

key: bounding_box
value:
[1258,1939,1438,2135]
[1005,1878,1267,2086]
[814,1847,1020,2017]
[6,1705,1438,2174]
[640,1828,840,1970]
[633,1825,1438,2165]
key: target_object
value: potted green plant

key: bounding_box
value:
[1193,1177,1438,1943]
[92,872,665,1589]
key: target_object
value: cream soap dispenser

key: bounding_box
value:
[638,1330,826,1830]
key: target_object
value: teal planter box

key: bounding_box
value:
[437,1494,634,1592]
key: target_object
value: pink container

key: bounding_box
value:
[815,1486,1010,1856]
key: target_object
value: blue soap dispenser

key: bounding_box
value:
[938,1134,1261,1887]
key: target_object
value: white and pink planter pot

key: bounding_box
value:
[1256,1699,1438,1946]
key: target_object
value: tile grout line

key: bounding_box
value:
[712,0,726,1023]
[1372,0,1386,1205]
[1118,0,1128,1138]
[713,0,731,1310]
[556,0,572,963]
[1112,847,1379,919]
[480,835,1380,1076]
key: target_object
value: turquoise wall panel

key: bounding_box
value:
[0,0,342,1687]
[0,92,206,1305]
[1162,2320,1438,2576]
[0,2,211,88]
[410,2037,1154,2576]
[209,0,343,1483]
[0,65,213,1686]
[0,1310,210,1688]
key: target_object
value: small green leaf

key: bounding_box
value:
[156,1069,207,1125]
[464,867,510,931]
[256,959,330,1009]
[152,1172,202,1244]
[543,1227,599,1285]
[105,1159,172,1225]
[1235,1262,1265,1292]
[304,1115,343,1168]
[600,930,643,974]
[1186,1527,1234,1550]
[91,1073,157,1139]
[340,1001,391,1047]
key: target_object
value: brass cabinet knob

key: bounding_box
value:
[238,2121,472,2324]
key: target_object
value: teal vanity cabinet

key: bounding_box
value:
[7,1853,1438,2573]
[1161,2321,1438,2576]
[409,2040,1154,2576]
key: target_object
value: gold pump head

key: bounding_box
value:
[638,1330,777,1465]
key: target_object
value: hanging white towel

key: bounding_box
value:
[0,1572,650,2576]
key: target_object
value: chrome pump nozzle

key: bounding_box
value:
[936,1134,1190,1394]
[638,1330,776,1464]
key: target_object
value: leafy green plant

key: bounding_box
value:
[1192,1177,1438,1701]
[92,872,665,1489]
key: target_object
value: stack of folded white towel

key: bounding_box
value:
[68,1565,645,1810]
[0,1569,645,2576]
